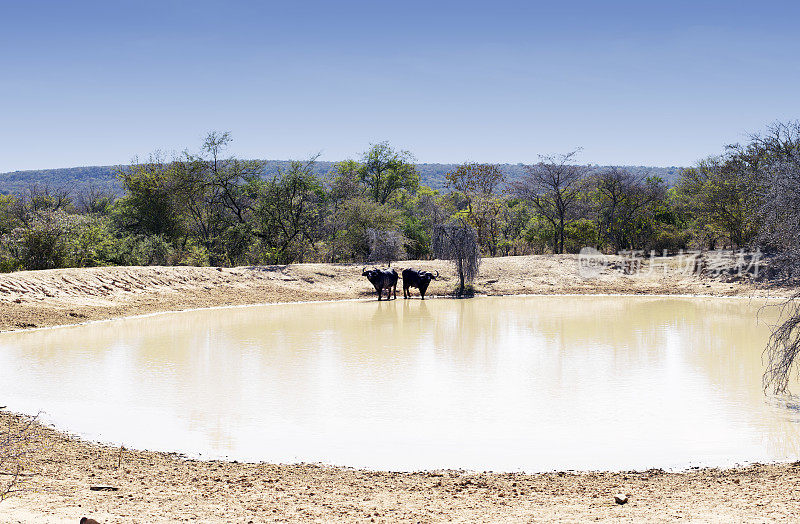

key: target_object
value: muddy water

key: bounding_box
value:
[0,296,797,472]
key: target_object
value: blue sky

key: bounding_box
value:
[1,0,799,172]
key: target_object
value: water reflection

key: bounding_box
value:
[0,296,797,471]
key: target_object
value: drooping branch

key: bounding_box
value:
[763,294,800,394]
[366,228,407,266]
[433,222,480,295]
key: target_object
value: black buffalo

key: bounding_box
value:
[401,268,439,300]
[362,267,399,301]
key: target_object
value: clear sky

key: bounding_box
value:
[1,0,799,172]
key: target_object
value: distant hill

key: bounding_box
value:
[0,161,684,196]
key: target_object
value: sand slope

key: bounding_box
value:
[0,254,780,332]
[2,410,800,523]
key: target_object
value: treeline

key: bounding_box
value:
[0,123,798,275]
[0,162,683,195]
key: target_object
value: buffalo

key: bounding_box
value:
[362,267,399,301]
[401,268,439,300]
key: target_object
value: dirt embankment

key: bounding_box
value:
[2,410,800,523]
[1,255,798,522]
[0,254,785,332]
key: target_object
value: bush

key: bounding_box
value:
[647,225,691,253]
[177,241,210,267]
[66,215,120,267]
[134,235,173,266]
[7,211,75,270]
[522,216,553,254]
[221,224,253,266]
[564,218,598,253]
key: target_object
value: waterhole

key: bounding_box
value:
[0,296,796,471]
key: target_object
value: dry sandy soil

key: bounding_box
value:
[1,254,798,523]
[0,254,786,332]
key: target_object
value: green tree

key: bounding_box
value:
[359,142,419,204]
[592,168,666,251]
[174,133,263,264]
[250,158,325,264]
[676,156,760,249]
[0,195,20,236]
[114,155,185,239]
[496,198,532,256]
[325,197,401,262]
[391,185,440,260]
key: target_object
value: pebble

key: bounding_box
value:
[89,485,119,491]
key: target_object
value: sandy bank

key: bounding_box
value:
[2,410,800,523]
[0,254,786,333]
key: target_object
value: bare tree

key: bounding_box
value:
[512,150,588,253]
[433,220,480,296]
[748,122,800,393]
[26,184,72,213]
[764,296,800,394]
[1,413,38,502]
[753,124,800,280]
[9,184,74,227]
[75,185,116,214]
[445,163,505,255]
[367,228,407,266]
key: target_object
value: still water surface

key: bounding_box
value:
[1,296,798,472]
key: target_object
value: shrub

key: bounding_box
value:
[134,235,173,266]
[66,215,120,267]
[7,211,76,270]
[647,225,691,253]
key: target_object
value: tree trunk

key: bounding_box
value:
[458,257,465,295]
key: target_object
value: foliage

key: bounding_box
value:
[114,155,186,239]
[0,123,795,280]
[591,169,666,251]
[3,210,76,270]
[0,163,685,196]
[675,156,760,249]
[325,197,401,262]
[249,158,326,264]
[359,142,419,204]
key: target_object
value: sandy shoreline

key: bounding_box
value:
[0,254,788,333]
[2,255,800,522]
